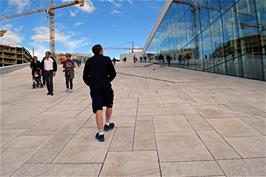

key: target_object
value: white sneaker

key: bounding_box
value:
[69,89,73,93]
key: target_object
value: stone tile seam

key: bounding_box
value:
[24,162,103,165]
[196,114,244,159]
[0,129,28,148]
[160,157,266,163]
[239,118,266,135]
[131,95,140,151]
[152,115,163,177]
[185,117,227,177]
[50,112,94,164]
[8,135,55,177]
[72,105,92,119]
[98,127,118,177]
[223,134,266,138]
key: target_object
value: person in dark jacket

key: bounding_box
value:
[63,53,75,93]
[83,44,116,142]
[30,56,41,77]
[40,51,57,96]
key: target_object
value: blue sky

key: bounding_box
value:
[0,0,164,59]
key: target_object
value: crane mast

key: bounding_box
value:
[49,0,56,58]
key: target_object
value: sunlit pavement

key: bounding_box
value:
[1,61,265,177]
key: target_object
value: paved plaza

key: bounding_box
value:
[1,62,266,177]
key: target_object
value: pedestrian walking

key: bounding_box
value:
[133,55,137,63]
[112,57,116,66]
[63,53,75,93]
[83,44,116,142]
[166,55,171,67]
[30,56,41,77]
[41,51,57,96]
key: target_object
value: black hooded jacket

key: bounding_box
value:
[83,55,116,89]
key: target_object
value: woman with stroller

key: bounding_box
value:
[30,56,41,76]
[30,56,43,88]
[63,53,75,92]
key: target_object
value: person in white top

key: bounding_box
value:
[41,51,57,96]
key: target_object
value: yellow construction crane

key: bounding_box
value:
[0,0,85,58]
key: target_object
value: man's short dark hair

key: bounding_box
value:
[46,51,51,55]
[92,44,103,55]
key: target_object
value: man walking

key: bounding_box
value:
[41,51,57,96]
[83,44,116,142]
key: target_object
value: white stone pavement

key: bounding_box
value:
[1,61,266,177]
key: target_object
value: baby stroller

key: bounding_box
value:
[32,68,43,88]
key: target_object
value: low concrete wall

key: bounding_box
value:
[0,63,30,75]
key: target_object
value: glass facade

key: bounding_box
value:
[144,0,266,80]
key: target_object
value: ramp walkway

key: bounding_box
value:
[1,62,265,177]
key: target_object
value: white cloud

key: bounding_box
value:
[78,0,95,13]
[127,0,134,5]
[31,26,88,51]
[62,0,95,13]
[29,42,49,59]
[70,10,78,17]
[9,0,29,10]
[101,0,134,15]
[31,27,50,42]
[0,24,23,46]
[101,0,122,8]
[74,22,83,27]
[102,0,134,7]
[111,9,122,15]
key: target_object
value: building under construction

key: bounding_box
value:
[0,45,32,67]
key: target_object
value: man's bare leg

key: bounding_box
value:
[104,107,114,131]
[106,107,112,123]
[95,110,105,142]
[95,110,103,131]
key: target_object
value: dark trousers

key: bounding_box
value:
[42,73,46,86]
[44,71,54,94]
[65,77,73,90]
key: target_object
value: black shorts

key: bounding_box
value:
[90,88,114,113]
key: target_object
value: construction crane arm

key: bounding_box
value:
[0,0,84,21]
[0,9,47,21]
[53,0,83,10]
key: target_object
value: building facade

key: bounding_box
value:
[0,45,32,67]
[144,0,266,80]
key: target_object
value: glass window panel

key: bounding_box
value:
[197,33,205,70]
[207,0,221,23]
[222,7,242,76]
[198,0,210,30]
[185,11,194,43]
[236,0,263,79]
[220,0,236,12]
[201,27,214,72]
[210,18,226,74]
[255,0,266,80]
[143,0,264,80]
